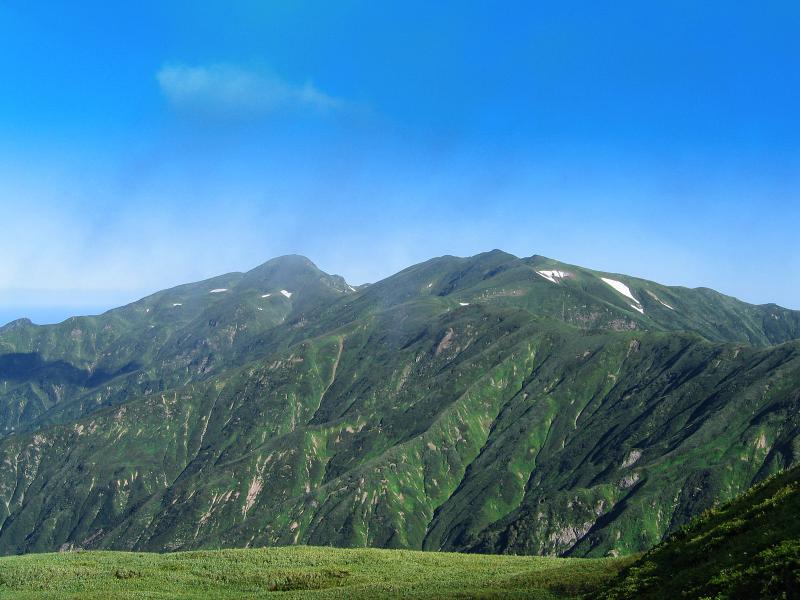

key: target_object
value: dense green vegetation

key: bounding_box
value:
[0,545,631,599]
[601,464,800,599]
[1,466,797,598]
[0,251,798,558]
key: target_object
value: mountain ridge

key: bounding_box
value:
[0,250,798,558]
[6,251,796,328]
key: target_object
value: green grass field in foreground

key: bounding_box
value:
[0,545,631,599]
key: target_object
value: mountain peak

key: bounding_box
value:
[0,317,33,331]
[248,254,321,273]
[474,249,519,261]
[243,254,328,284]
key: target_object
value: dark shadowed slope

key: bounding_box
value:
[601,464,800,599]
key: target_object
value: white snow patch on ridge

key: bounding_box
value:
[459,302,470,306]
[172,303,182,307]
[536,270,572,284]
[261,293,272,298]
[601,278,638,303]
[209,288,228,294]
[280,290,292,298]
[601,277,646,314]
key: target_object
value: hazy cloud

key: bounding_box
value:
[156,63,342,118]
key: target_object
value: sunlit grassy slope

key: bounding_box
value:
[0,546,631,599]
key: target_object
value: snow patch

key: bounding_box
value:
[209,288,228,294]
[172,303,182,307]
[257,307,263,311]
[459,302,470,306]
[280,289,292,298]
[602,277,644,313]
[536,270,572,284]
[261,293,272,298]
[348,285,357,292]
[600,278,637,302]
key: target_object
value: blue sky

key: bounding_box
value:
[1,1,799,324]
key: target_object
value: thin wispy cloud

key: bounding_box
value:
[156,63,342,118]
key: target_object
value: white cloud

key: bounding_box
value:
[156,63,342,117]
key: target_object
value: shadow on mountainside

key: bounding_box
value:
[0,352,138,387]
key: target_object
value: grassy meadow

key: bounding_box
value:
[0,545,631,599]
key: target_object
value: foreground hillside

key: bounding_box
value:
[0,251,798,557]
[0,546,630,599]
[602,464,800,599]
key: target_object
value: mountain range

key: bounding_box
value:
[0,250,798,557]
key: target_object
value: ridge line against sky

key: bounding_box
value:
[0,1,798,324]
[0,248,796,327]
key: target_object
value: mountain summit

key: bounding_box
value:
[0,251,798,557]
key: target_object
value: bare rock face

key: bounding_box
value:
[622,449,642,468]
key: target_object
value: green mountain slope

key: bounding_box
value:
[601,464,800,599]
[0,255,351,435]
[0,251,798,557]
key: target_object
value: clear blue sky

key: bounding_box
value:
[1,1,798,324]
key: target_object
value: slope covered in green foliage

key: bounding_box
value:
[0,251,797,558]
[0,545,630,599]
[0,467,796,599]
[601,464,800,599]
